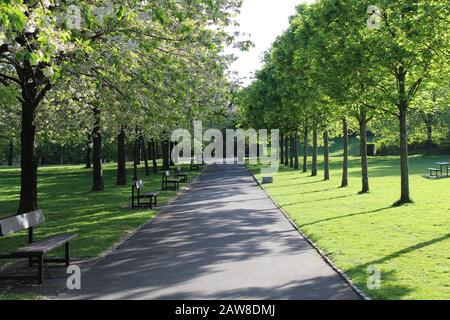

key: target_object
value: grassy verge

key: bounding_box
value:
[248,153,449,300]
[0,162,200,300]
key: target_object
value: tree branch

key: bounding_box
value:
[0,72,21,85]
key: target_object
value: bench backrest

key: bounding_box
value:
[134,180,144,189]
[162,171,172,183]
[0,210,45,237]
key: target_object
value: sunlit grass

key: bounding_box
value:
[0,161,200,299]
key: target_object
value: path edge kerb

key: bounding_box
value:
[244,165,370,301]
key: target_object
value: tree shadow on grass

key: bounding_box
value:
[300,206,393,227]
[344,233,450,299]
[270,187,339,197]
[349,233,450,272]
[264,179,324,189]
[281,194,355,207]
[347,268,414,300]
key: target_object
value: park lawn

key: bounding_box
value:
[248,153,450,300]
[0,162,200,300]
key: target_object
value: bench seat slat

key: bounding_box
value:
[11,234,78,256]
[143,192,159,197]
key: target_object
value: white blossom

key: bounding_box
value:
[42,0,52,8]
[43,66,54,78]
[9,42,21,53]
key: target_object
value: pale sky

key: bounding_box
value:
[226,0,314,86]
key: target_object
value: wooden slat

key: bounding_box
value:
[11,234,78,255]
[0,210,45,237]
[143,192,159,197]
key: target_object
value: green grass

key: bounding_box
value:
[0,162,200,300]
[248,152,450,300]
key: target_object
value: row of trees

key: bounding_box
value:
[0,0,244,214]
[238,0,449,205]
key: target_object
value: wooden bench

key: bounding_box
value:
[132,180,159,209]
[175,167,188,183]
[428,168,440,177]
[0,210,77,285]
[162,171,180,191]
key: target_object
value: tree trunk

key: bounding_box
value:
[136,136,141,166]
[92,108,104,191]
[169,141,175,166]
[162,139,170,171]
[396,67,412,204]
[16,65,52,214]
[18,100,38,213]
[289,135,294,168]
[302,124,308,173]
[8,140,13,166]
[148,142,152,161]
[85,134,91,169]
[280,134,285,165]
[151,139,158,173]
[132,129,140,181]
[294,132,299,170]
[359,108,369,194]
[284,135,289,166]
[398,103,411,204]
[323,129,330,180]
[156,141,161,159]
[341,117,349,187]
[141,136,150,176]
[426,122,433,154]
[116,126,127,186]
[311,127,318,177]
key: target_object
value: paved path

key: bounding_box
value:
[59,165,360,300]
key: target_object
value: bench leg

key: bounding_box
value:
[65,243,70,267]
[37,255,43,285]
[154,195,157,207]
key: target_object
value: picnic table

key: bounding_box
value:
[435,162,449,177]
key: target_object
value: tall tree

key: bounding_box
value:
[116,126,127,186]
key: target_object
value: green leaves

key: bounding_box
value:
[240,0,449,146]
[0,3,26,31]
[153,7,169,25]
[1,0,241,149]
